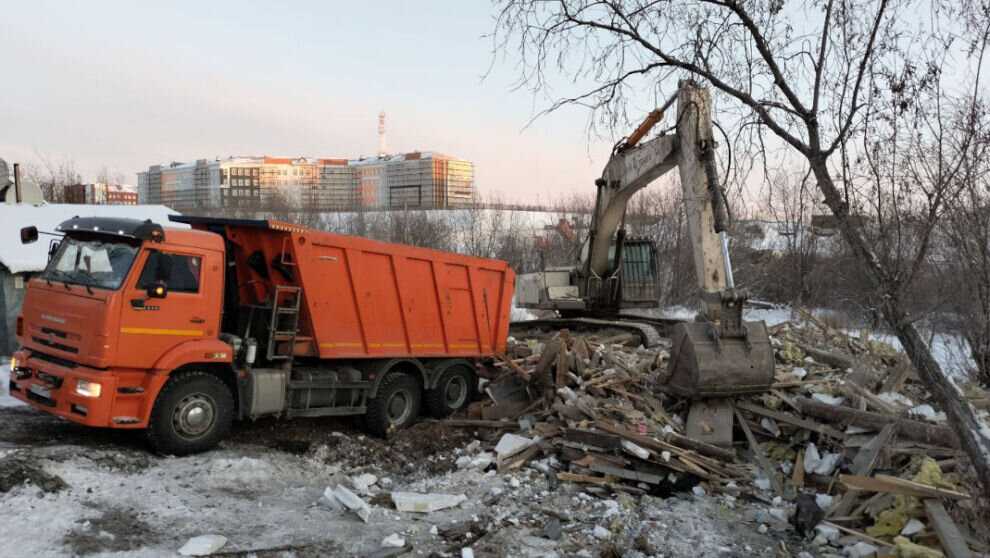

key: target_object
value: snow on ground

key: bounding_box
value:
[868,331,975,380]
[0,406,797,557]
[0,362,23,408]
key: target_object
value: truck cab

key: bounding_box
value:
[9,217,231,451]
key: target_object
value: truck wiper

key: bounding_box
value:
[47,269,73,290]
[73,269,97,294]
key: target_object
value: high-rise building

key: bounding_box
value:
[137,152,474,211]
[350,152,473,209]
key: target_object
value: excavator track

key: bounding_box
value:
[509,316,682,348]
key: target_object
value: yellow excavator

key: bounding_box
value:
[515,80,774,440]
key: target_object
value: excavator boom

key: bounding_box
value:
[514,80,773,403]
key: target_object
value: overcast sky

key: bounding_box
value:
[0,1,617,203]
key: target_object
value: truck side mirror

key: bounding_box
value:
[47,240,60,262]
[146,253,172,299]
[20,226,38,244]
[147,280,168,299]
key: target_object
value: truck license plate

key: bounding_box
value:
[30,383,51,399]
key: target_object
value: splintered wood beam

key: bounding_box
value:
[839,474,970,500]
[498,355,532,382]
[924,499,973,558]
[731,402,784,495]
[830,423,897,518]
[735,400,845,439]
[793,397,957,447]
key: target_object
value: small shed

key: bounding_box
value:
[0,203,183,355]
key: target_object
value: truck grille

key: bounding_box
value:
[26,390,56,407]
[30,351,78,370]
[31,335,79,354]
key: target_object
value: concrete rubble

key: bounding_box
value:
[421,308,990,557]
[391,491,468,513]
[177,535,227,556]
[326,484,372,522]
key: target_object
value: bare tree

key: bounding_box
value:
[935,98,990,385]
[21,152,82,203]
[95,164,126,185]
[493,0,990,495]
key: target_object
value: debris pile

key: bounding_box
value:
[441,309,990,556]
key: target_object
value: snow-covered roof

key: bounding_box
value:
[0,203,184,274]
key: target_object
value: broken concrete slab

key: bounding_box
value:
[495,433,538,458]
[333,484,372,522]
[391,491,467,513]
[178,535,227,556]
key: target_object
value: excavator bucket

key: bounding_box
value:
[665,294,775,398]
[666,320,774,397]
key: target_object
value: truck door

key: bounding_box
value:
[116,247,222,369]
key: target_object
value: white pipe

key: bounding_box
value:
[720,231,734,289]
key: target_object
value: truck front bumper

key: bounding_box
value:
[8,349,148,428]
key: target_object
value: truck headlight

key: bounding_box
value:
[8,357,16,371]
[76,380,102,398]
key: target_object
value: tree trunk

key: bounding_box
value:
[807,155,990,498]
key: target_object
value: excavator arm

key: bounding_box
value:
[583,81,732,321]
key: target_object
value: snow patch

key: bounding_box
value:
[0,363,24,407]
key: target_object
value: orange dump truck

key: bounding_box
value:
[9,216,515,454]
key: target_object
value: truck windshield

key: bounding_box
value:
[41,237,139,290]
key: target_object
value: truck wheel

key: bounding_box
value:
[146,371,234,455]
[425,364,476,418]
[364,372,421,437]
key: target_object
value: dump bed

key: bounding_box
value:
[174,217,515,359]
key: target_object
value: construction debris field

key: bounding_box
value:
[0,306,988,557]
[0,383,786,557]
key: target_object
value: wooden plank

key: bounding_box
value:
[556,336,569,389]
[665,431,736,461]
[839,475,970,500]
[924,499,974,558]
[589,461,665,485]
[731,402,784,495]
[736,401,845,439]
[564,428,622,450]
[556,472,612,486]
[794,397,957,447]
[839,379,900,415]
[792,449,805,489]
[500,442,543,472]
[879,360,911,394]
[800,345,854,370]
[821,521,894,549]
[482,401,532,420]
[830,423,897,517]
[498,354,531,382]
[593,420,727,480]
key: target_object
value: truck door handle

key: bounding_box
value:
[190,318,205,324]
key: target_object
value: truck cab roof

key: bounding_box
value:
[57,216,223,251]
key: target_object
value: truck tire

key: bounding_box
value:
[364,372,421,437]
[146,371,234,455]
[425,363,476,418]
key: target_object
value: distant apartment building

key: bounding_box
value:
[350,152,474,208]
[64,183,138,205]
[137,152,474,212]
